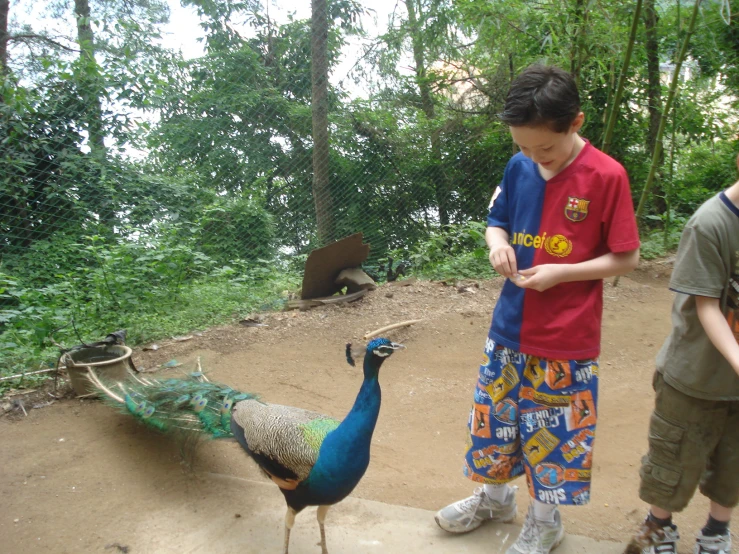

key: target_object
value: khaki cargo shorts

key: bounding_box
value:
[639,371,739,512]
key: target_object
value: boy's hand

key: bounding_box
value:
[489,243,518,277]
[513,265,565,292]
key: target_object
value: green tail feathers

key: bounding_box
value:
[103,374,259,438]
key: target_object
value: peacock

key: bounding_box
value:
[86,337,404,554]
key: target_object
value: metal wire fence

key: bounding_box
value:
[1,1,506,275]
[1,0,511,372]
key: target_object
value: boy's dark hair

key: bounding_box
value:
[499,65,581,133]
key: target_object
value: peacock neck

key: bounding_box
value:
[341,373,381,435]
[317,360,383,461]
[290,355,385,509]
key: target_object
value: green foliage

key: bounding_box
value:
[198,197,276,265]
[639,210,689,260]
[401,221,495,281]
[669,139,738,215]
[4,0,739,391]
[0,227,300,388]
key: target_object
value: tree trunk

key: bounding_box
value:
[644,0,665,212]
[74,0,115,228]
[0,0,8,77]
[405,0,450,226]
[311,0,333,245]
[74,0,106,159]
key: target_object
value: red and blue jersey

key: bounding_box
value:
[487,141,640,359]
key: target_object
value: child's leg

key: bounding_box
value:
[435,340,523,534]
[518,356,599,507]
[708,502,733,522]
[630,374,736,553]
[695,400,738,549]
[694,503,733,553]
[506,356,599,554]
[461,341,526,486]
[703,502,732,534]
[638,373,724,513]
[699,397,739,514]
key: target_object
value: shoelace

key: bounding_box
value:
[460,489,487,528]
[514,509,538,549]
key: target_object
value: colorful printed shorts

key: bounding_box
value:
[463,337,599,506]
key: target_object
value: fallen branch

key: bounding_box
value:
[286,289,368,311]
[363,319,423,340]
[0,367,58,382]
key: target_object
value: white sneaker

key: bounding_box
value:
[625,516,680,554]
[694,530,731,554]
[434,486,517,533]
[505,504,565,554]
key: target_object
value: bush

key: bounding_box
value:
[197,197,276,265]
[401,221,495,280]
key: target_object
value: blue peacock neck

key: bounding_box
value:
[326,354,383,454]
[293,354,384,507]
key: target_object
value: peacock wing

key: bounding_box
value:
[232,400,339,481]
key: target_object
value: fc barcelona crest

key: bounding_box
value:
[565,196,590,222]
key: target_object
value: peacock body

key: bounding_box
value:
[88,337,403,554]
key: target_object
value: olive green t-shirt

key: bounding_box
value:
[655,191,739,400]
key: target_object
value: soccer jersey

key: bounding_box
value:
[487,140,640,359]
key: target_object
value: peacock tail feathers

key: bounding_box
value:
[88,369,259,439]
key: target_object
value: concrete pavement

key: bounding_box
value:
[132,473,627,553]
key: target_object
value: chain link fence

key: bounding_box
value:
[0,0,510,375]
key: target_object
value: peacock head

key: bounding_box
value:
[345,338,404,369]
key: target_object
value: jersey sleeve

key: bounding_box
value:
[600,167,640,253]
[487,164,510,232]
[669,223,726,298]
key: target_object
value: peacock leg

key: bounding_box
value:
[316,505,330,554]
[283,507,297,554]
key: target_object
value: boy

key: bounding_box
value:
[434,64,640,554]
[625,156,739,554]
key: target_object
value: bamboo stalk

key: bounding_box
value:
[615,0,701,288]
[601,0,643,154]
[634,0,701,222]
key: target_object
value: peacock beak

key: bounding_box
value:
[390,342,405,350]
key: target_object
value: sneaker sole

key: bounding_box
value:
[434,513,516,534]
[504,526,565,554]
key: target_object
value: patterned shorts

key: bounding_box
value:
[463,338,599,506]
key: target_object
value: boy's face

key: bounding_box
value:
[509,112,585,175]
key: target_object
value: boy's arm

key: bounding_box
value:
[515,248,640,292]
[695,296,739,377]
[486,226,517,278]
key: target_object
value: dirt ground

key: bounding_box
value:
[1,262,737,554]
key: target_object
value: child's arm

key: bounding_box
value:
[515,248,640,292]
[696,295,739,377]
[487,226,517,278]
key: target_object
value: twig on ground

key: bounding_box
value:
[363,319,423,340]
